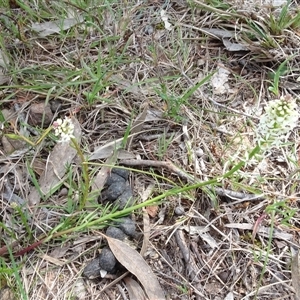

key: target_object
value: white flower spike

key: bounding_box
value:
[53,116,75,142]
[160,9,172,31]
[256,94,298,147]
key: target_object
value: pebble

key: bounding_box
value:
[174,206,185,215]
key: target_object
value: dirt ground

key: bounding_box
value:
[1,0,300,299]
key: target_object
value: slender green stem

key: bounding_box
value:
[71,138,90,209]
[47,143,262,240]
[223,144,261,179]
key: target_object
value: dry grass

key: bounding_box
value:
[1,0,300,299]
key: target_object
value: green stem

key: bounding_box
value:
[71,138,90,209]
[223,144,261,179]
[53,143,262,236]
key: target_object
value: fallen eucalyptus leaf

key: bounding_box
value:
[225,223,293,241]
[0,49,10,85]
[106,236,165,300]
[291,248,300,300]
[124,277,148,300]
[31,16,84,37]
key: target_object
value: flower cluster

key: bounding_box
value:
[53,116,75,142]
[256,95,298,147]
[160,10,172,31]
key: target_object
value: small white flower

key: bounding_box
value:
[53,117,75,142]
[160,9,172,31]
[256,95,298,148]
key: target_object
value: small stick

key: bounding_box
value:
[120,159,264,201]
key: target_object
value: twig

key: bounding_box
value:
[174,229,200,281]
[120,159,264,201]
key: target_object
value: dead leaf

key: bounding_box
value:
[49,245,69,259]
[225,223,293,241]
[31,159,46,176]
[145,108,163,122]
[127,104,148,149]
[252,213,267,242]
[39,254,65,266]
[146,206,158,218]
[201,28,248,51]
[291,249,300,300]
[224,291,234,300]
[31,16,84,37]
[0,49,10,86]
[211,66,231,94]
[88,138,123,160]
[181,225,209,235]
[222,38,248,51]
[106,236,165,300]
[28,117,82,206]
[124,277,148,300]
[91,156,116,192]
[140,208,151,257]
[72,279,87,300]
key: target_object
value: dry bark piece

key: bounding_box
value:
[106,236,165,300]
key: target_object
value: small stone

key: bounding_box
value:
[28,102,53,128]
[111,168,129,180]
[174,206,185,216]
[118,217,136,238]
[115,186,134,209]
[105,181,127,201]
[58,188,68,196]
[106,226,126,241]
[98,247,117,273]
[105,173,125,186]
[144,24,154,35]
